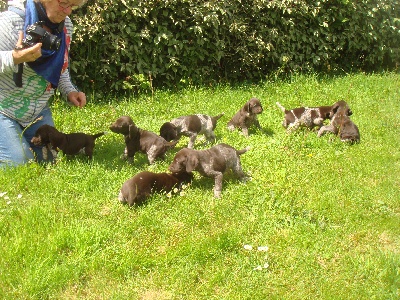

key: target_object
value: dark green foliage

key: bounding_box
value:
[69,0,399,94]
[0,1,6,12]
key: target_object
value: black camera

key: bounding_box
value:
[22,21,61,51]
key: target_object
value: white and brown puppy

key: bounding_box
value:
[31,124,105,160]
[160,113,224,149]
[317,100,360,143]
[169,143,250,198]
[227,97,263,137]
[118,171,193,206]
[110,116,178,164]
[275,101,352,132]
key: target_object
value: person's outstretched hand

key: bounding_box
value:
[68,91,86,108]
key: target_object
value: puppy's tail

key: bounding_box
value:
[237,146,251,156]
[212,113,225,121]
[92,132,107,140]
[276,102,286,112]
[165,140,179,148]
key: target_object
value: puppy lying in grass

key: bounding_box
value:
[317,100,360,143]
[118,171,193,206]
[31,124,105,160]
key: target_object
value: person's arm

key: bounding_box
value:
[0,12,42,72]
[58,69,86,107]
[57,17,86,107]
[0,11,21,73]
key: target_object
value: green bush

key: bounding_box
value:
[2,0,398,93]
[60,1,400,92]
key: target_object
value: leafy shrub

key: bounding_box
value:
[71,0,399,93]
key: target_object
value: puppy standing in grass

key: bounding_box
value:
[169,143,250,198]
[227,98,263,137]
[118,171,193,206]
[160,113,224,149]
[31,124,105,160]
[110,116,178,164]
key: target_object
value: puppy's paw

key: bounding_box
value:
[214,190,222,198]
[120,154,134,163]
[242,176,251,182]
[118,191,127,204]
[42,147,48,160]
[240,131,249,138]
[313,117,324,126]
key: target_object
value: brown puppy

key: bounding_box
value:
[275,100,352,132]
[110,116,178,164]
[227,98,263,137]
[118,171,193,206]
[31,124,105,160]
[169,143,250,198]
[159,122,178,142]
[160,113,224,149]
[317,100,360,143]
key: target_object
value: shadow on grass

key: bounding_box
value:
[260,127,274,136]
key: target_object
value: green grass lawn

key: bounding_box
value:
[1,73,399,299]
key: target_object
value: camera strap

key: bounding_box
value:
[24,0,66,88]
[8,5,25,18]
[9,0,66,88]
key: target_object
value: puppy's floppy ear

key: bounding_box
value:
[48,131,63,148]
[328,104,339,119]
[128,124,139,139]
[331,103,340,115]
[244,102,251,113]
[185,154,198,173]
[128,124,133,139]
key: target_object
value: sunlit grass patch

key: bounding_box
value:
[0,73,399,299]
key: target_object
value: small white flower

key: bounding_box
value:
[243,244,253,251]
[263,262,269,269]
[180,191,186,196]
[6,201,11,205]
[0,192,7,198]
[17,194,22,199]
[173,188,179,193]
[257,246,269,252]
[253,265,263,271]
[166,192,172,198]
[4,196,9,200]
